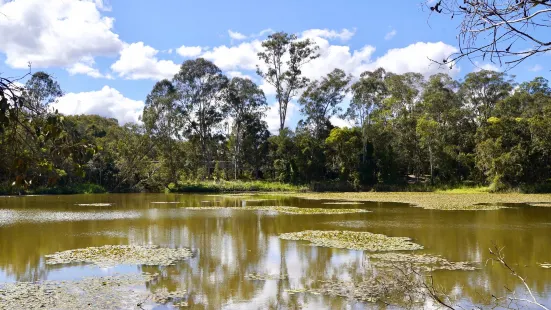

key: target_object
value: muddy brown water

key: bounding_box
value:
[0,193,550,309]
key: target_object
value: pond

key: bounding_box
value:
[0,193,550,309]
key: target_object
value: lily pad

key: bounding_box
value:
[245,273,288,281]
[0,273,186,310]
[181,205,369,215]
[369,253,477,271]
[75,203,113,207]
[45,245,193,267]
[279,230,423,251]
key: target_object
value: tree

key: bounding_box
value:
[299,68,351,139]
[346,68,387,164]
[257,32,319,131]
[226,77,267,179]
[173,58,229,176]
[460,70,514,124]
[428,0,551,69]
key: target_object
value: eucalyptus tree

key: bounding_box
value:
[257,31,319,131]
[459,70,514,125]
[299,68,351,139]
[142,79,181,183]
[172,58,229,175]
[226,77,267,179]
[346,67,387,164]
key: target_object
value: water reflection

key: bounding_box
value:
[0,193,550,308]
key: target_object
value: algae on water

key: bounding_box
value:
[45,245,193,267]
[279,230,423,251]
[245,273,288,281]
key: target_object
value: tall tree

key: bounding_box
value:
[257,32,319,131]
[346,68,387,164]
[299,68,351,139]
[173,58,229,175]
[226,77,267,179]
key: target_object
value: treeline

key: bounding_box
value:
[2,32,551,193]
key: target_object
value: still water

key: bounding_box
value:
[0,193,550,309]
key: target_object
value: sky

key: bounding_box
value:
[0,0,549,133]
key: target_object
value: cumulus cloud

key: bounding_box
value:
[66,56,111,79]
[370,42,460,76]
[330,116,354,128]
[228,30,247,41]
[0,0,123,68]
[52,86,144,124]
[176,45,202,57]
[111,42,180,80]
[226,71,254,80]
[201,29,458,81]
[201,40,263,71]
[384,29,397,40]
[473,61,500,72]
[301,28,355,41]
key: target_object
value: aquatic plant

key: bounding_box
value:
[369,253,476,271]
[45,245,193,267]
[289,192,551,210]
[181,205,369,215]
[74,203,113,207]
[245,273,288,281]
[279,230,423,251]
[0,273,186,310]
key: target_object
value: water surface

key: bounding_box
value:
[0,193,550,309]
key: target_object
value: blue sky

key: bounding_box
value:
[0,0,549,132]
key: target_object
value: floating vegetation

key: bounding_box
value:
[529,202,551,208]
[322,201,363,205]
[244,199,275,202]
[539,263,551,269]
[181,205,369,215]
[150,201,183,204]
[0,210,140,226]
[74,203,113,207]
[45,245,193,267]
[72,231,127,238]
[245,273,288,281]
[288,192,550,210]
[369,253,476,271]
[285,288,308,295]
[0,273,187,310]
[279,230,423,251]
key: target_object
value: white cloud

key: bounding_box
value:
[228,30,247,41]
[473,61,500,72]
[66,56,111,79]
[176,45,202,57]
[226,71,253,80]
[52,86,144,124]
[330,116,353,128]
[301,28,355,41]
[264,101,299,133]
[0,0,123,68]
[201,40,263,71]
[201,29,458,82]
[111,42,180,80]
[529,64,543,72]
[370,42,460,77]
[384,29,397,40]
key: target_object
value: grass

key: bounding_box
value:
[169,180,308,193]
[283,191,551,210]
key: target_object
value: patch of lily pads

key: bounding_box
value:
[45,245,193,267]
[245,273,288,281]
[181,205,369,215]
[279,230,423,251]
[0,273,187,310]
[74,203,114,207]
[368,253,477,271]
[322,201,363,205]
[289,192,551,210]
